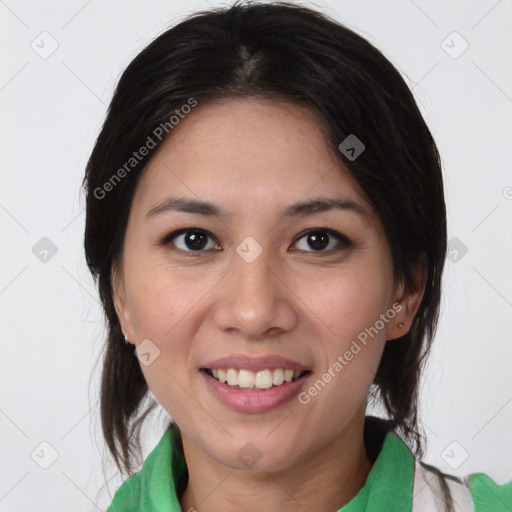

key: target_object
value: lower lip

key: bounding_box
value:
[201,371,311,413]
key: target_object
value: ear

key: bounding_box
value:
[111,263,136,345]
[386,253,428,341]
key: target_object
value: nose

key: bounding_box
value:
[212,251,298,341]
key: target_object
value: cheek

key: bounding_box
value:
[124,254,211,341]
[299,263,392,345]
[125,257,206,422]
[122,255,210,402]
[293,260,392,409]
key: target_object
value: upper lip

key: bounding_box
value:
[202,354,311,372]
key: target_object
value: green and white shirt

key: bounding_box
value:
[106,417,512,511]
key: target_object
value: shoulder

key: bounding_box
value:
[105,474,141,512]
[105,458,149,512]
[411,459,512,512]
[411,459,474,511]
[105,428,179,512]
[467,472,512,512]
[364,417,512,512]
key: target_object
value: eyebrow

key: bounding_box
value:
[145,196,370,223]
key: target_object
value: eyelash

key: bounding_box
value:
[158,227,352,257]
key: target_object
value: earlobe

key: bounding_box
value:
[387,256,428,341]
[111,264,134,343]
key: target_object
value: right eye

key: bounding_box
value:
[160,228,222,255]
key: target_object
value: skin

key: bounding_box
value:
[112,98,426,512]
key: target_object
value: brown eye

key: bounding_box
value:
[292,228,351,254]
[161,229,220,253]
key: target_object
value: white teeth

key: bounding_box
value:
[272,368,285,385]
[255,370,273,389]
[207,367,308,389]
[238,369,255,389]
[226,368,238,386]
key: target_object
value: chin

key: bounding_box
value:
[206,435,302,473]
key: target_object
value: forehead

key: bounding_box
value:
[132,98,372,219]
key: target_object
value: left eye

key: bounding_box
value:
[160,228,351,255]
[292,228,352,253]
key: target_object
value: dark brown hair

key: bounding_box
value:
[83,0,452,508]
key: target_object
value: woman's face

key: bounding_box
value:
[113,98,415,471]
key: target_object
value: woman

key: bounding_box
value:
[82,2,512,511]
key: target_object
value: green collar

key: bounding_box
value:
[340,429,413,511]
[107,419,415,512]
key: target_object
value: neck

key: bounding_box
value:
[178,413,374,512]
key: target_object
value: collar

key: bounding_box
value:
[107,416,415,512]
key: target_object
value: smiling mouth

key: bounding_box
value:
[201,368,312,391]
